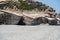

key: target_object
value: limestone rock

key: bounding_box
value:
[0,11,22,25]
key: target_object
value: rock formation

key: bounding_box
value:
[0,11,22,25]
[0,0,58,25]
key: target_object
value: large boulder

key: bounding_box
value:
[0,11,22,25]
[23,13,42,25]
[23,16,42,25]
[46,17,57,25]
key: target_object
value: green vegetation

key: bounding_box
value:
[18,0,35,10]
[0,0,56,12]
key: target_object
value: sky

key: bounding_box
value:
[35,0,60,13]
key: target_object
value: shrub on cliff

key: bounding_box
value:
[18,0,35,10]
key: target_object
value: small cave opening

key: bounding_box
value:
[17,17,26,25]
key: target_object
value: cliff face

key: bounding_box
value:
[0,0,57,25]
[0,11,23,25]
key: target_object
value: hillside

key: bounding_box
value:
[0,0,56,12]
[0,0,58,25]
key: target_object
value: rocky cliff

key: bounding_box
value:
[0,0,57,25]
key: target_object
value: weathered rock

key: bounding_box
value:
[23,12,43,25]
[23,16,42,25]
[41,17,48,24]
[22,10,49,25]
[0,11,22,25]
[45,17,57,25]
[56,14,60,24]
[0,12,5,24]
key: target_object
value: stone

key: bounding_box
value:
[23,14,42,25]
[0,11,22,25]
[23,16,42,25]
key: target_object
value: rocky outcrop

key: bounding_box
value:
[23,16,42,25]
[0,11,22,25]
[0,0,58,25]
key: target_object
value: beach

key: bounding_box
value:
[0,24,60,40]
